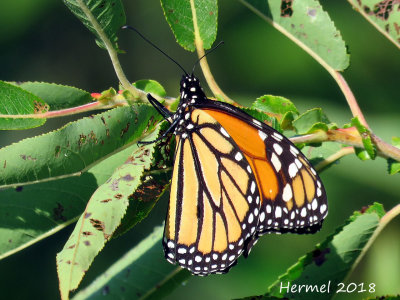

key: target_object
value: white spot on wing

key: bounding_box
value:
[235,152,243,161]
[253,119,261,126]
[275,206,282,218]
[220,127,230,137]
[288,163,298,178]
[273,143,283,155]
[271,153,281,172]
[282,184,292,202]
[258,130,267,141]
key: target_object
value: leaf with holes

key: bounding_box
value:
[0,142,137,260]
[56,125,164,300]
[240,203,384,300]
[0,81,48,130]
[347,0,400,49]
[63,0,126,51]
[388,137,400,175]
[18,82,92,110]
[240,0,349,71]
[0,105,161,188]
[71,226,191,300]
[161,0,218,51]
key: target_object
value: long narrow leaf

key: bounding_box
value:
[240,0,349,71]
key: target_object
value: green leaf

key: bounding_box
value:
[0,105,161,188]
[133,79,167,97]
[252,95,298,116]
[351,116,377,160]
[280,111,297,131]
[388,137,400,175]
[292,108,329,134]
[347,0,400,49]
[302,142,342,169]
[161,0,218,51]
[0,141,137,260]
[56,125,164,300]
[263,203,384,299]
[240,0,349,71]
[63,0,126,51]
[18,82,92,110]
[0,81,48,130]
[113,122,175,237]
[72,226,191,300]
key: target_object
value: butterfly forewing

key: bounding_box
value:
[163,108,261,275]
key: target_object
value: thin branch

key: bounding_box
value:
[189,0,234,104]
[75,0,145,101]
[331,71,370,129]
[314,147,355,171]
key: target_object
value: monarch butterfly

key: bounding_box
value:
[145,73,328,276]
[123,26,328,276]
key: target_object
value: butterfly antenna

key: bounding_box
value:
[191,41,224,75]
[122,25,188,75]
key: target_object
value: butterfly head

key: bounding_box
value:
[179,74,207,104]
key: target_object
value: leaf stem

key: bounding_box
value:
[314,147,355,171]
[330,71,370,129]
[289,128,400,162]
[75,0,145,100]
[189,0,234,104]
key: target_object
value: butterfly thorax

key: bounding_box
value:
[172,74,207,137]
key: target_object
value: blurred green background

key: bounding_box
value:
[0,0,399,299]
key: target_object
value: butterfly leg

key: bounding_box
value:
[147,93,173,121]
[138,115,180,145]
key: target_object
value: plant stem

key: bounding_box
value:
[314,147,355,171]
[330,71,370,129]
[76,0,145,101]
[189,0,234,104]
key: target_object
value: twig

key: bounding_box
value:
[189,0,235,104]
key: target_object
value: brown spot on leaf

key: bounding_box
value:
[312,248,330,266]
[33,100,49,114]
[280,0,294,17]
[209,11,214,15]
[111,180,119,191]
[88,131,98,144]
[121,174,135,181]
[53,203,66,221]
[84,212,92,219]
[20,155,26,160]
[394,22,400,34]
[106,128,110,137]
[101,198,112,203]
[66,260,72,264]
[55,145,61,158]
[120,122,130,137]
[84,240,91,246]
[307,8,317,17]
[8,239,12,243]
[90,218,105,232]
[101,116,106,125]
[78,134,87,147]
[83,231,93,236]
[114,193,123,199]
[68,244,76,249]
[3,160,6,168]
